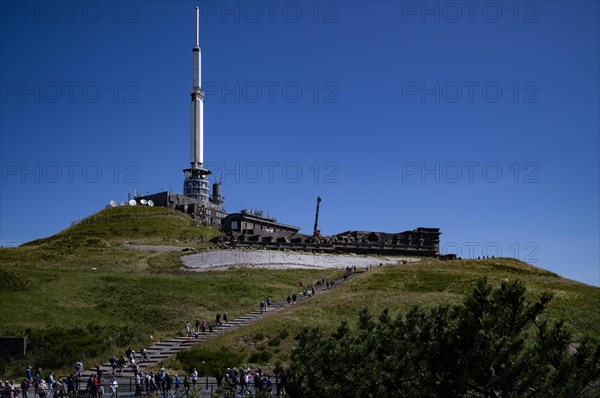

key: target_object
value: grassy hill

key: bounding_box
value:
[4,206,222,273]
[0,207,343,376]
[1,206,599,378]
[23,205,222,249]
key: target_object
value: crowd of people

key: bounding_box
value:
[82,374,118,398]
[1,366,83,398]
[184,311,230,339]
[0,359,288,397]
[133,368,184,398]
[108,347,150,375]
[212,367,284,397]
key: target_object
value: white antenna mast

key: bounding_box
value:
[195,6,200,48]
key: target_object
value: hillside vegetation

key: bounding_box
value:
[0,207,343,376]
[1,206,599,382]
[167,258,600,374]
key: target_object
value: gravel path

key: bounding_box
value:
[182,249,418,271]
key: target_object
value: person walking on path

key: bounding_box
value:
[21,379,30,398]
[46,372,54,398]
[239,370,247,396]
[109,377,118,398]
[174,375,180,398]
[75,362,83,378]
[110,356,117,374]
[96,380,104,398]
[190,369,198,390]
[182,377,190,398]
[134,374,141,398]
[37,379,47,398]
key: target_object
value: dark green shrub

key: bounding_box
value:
[248,350,272,364]
[177,347,244,375]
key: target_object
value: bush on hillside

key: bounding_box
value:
[4,324,149,373]
[177,347,245,376]
[283,278,600,398]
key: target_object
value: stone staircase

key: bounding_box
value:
[84,272,360,392]
[90,307,283,378]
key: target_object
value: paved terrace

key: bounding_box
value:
[182,249,417,272]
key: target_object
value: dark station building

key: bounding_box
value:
[330,228,441,256]
[140,183,226,230]
[222,210,300,240]
[217,223,441,257]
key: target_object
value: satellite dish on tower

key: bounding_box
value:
[129,199,137,206]
[147,200,154,207]
[109,200,117,207]
[140,199,148,205]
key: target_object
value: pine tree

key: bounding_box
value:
[282,277,600,397]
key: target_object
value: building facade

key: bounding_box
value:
[222,210,300,239]
[140,188,225,229]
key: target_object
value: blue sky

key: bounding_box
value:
[1,1,598,286]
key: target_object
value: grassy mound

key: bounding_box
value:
[23,206,222,247]
[1,206,222,272]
